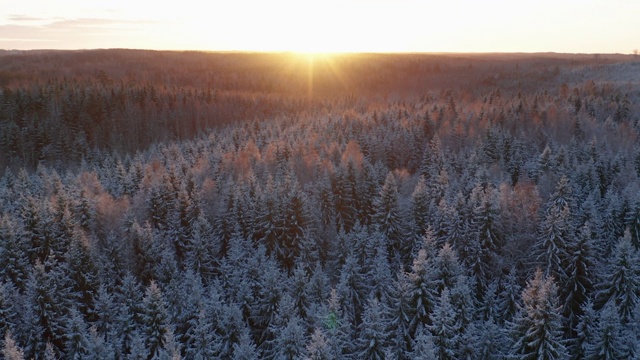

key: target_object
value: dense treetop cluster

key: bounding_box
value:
[0,50,639,359]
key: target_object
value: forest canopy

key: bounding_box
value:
[0,50,639,359]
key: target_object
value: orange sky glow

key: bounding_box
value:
[1,0,638,53]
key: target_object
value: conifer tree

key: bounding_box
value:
[359,160,381,226]
[2,332,25,360]
[129,221,162,284]
[562,224,594,334]
[74,189,96,232]
[470,186,503,291]
[0,216,29,290]
[594,230,640,323]
[305,262,330,311]
[385,272,415,357]
[64,307,90,360]
[419,135,444,182]
[407,325,436,359]
[428,289,461,360]
[183,309,219,360]
[374,171,408,264]
[24,260,70,357]
[585,302,631,359]
[495,267,521,324]
[535,206,573,282]
[20,196,46,263]
[321,289,354,358]
[65,233,100,320]
[288,264,312,321]
[430,243,465,296]
[315,173,336,230]
[306,328,334,360]
[509,269,568,360]
[170,187,200,264]
[141,281,171,359]
[443,193,470,261]
[250,260,284,347]
[184,214,217,279]
[214,187,241,258]
[113,274,144,357]
[411,175,431,237]
[355,296,390,360]
[408,249,436,333]
[218,302,247,358]
[336,254,367,327]
[268,313,307,360]
[625,199,640,249]
[231,325,260,360]
[279,183,310,271]
[363,230,393,302]
[569,300,597,360]
[0,281,16,338]
[331,166,356,232]
[468,319,508,360]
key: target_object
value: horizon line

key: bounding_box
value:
[1,47,638,57]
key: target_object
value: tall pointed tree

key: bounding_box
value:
[354,296,390,360]
[585,301,632,360]
[509,269,568,360]
[373,171,408,264]
[2,332,25,360]
[594,230,640,324]
[562,224,594,334]
[428,289,461,360]
[140,281,172,359]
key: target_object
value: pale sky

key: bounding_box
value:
[0,0,638,53]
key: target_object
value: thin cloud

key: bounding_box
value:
[0,38,56,42]
[7,15,48,22]
[45,17,164,29]
[0,24,63,45]
[0,17,170,49]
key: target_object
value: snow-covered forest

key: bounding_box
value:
[1,50,640,359]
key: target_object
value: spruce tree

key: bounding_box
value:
[0,216,29,290]
[140,282,171,359]
[373,171,408,264]
[594,229,640,323]
[411,175,431,237]
[495,267,521,324]
[85,326,116,360]
[2,332,25,360]
[336,254,367,327]
[408,249,436,333]
[183,309,219,359]
[0,281,17,338]
[306,328,334,360]
[406,325,436,359]
[562,224,594,334]
[385,272,415,357]
[64,308,90,360]
[535,206,573,282]
[569,300,597,360]
[355,296,390,360]
[509,269,568,360]
[231,326,260,360]
[321,289,354,357]
[428,289,461,360]
[585,301,631,359]
[625,199,640,249]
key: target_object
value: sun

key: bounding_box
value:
[187,0,423,53]
[284,24,357,54]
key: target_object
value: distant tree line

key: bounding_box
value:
[0,50,629,171]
